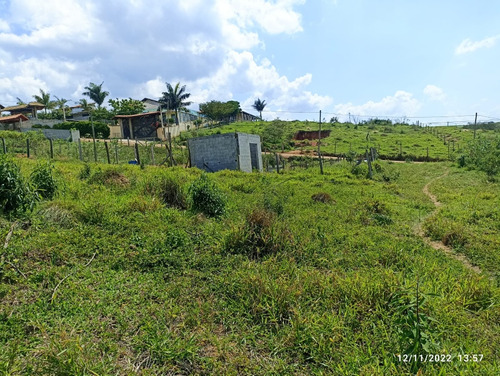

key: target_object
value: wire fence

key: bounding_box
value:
[0,136,189,167]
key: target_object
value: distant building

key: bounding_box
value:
[114,112,161,139]
[221,110,260,124]
[1,102,45,119]
[0,114,29,130]
[188,132,262,173]
[112,100,203,140]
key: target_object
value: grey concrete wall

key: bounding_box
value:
[22,119,64,128]
[188,133,238,172]
[20,128,73,140]
[236,133,262,172]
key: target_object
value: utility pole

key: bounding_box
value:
[318,110,324,175]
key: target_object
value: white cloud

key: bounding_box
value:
[135,50,332,120]
[0,0,322,119]
[423,85,446,101]
[0,19,10,32]
[455,35,500,55]
[216,0,304,35]
[334,91,421,119]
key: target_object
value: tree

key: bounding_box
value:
[252,98,266,120]
[33,89,55,114]
[199,100,240,123]
[54,96,70,122]
[82,82,109,109]
[108,98,145,115]
[16,97,26,105]
[78,99,94,112]
[159,82,191,125]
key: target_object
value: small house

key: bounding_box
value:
[188,132,262,173]
[0,114,29,130]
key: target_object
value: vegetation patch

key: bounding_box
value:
[88,168,130,187]
[311,192,334,203]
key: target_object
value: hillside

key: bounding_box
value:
[181,120,500,161]
[1,157,499,375]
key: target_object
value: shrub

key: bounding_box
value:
[78,164,91,180]
[188,174,226,218]
[145,176,187,210]
[30,160,58,199]
[53,121,110,138]
[0,156,37,215]
[464,138,500,177]
[225,208,294,259]
[88,168,130,187]
[311,192,334,203]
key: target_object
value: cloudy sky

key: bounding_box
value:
[1,0,499,124]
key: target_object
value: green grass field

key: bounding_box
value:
[182,121,499,161]
[0,156,498,375]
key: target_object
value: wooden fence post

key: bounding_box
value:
[150,144,156,165]
[135,142,141,165]
[114,144,119,164]
[1,138,5,154]
[105,141,111,164]
[367,149,373,179]
[49,138,54,159]
[78,139,83,161]
[26,139,30,158]
[275,153,280,173]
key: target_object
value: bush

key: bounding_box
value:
[311,192,334,203]
[30,160,58,199]
[53,121,110,138]
[188,174,226,218]
[145,176,187,210]
[225,208,295,259]
[78,164,91,180]
[0,156,37,215]
[464,138,500,177]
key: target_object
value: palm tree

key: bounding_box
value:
[54,96,70,122]
[252,98,266,120]
[159,82,191,125]
[82,82,109,109]
[16,97,26,105]
[33,89,55,114]
[79,98,92,111]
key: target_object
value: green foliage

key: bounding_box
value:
[82,82,109,109]
[159,82,192,125]
[144,176,187,210]
[199,100,240,122]
[261,120,294,150]
[464,137,500,177]
[188,174,226,217]
[108,98,146,115]
[0,159,499,374]
[30,161,58,199]
[311,192,333,203]
[53,121,110,138]
[89,107,114,121]
[390,282,440,373]
[78,164,91,180]
[225,208,294,259]
[0,156,37,215]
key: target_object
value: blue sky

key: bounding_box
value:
[1,0,499,124]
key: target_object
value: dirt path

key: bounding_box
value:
[416,171,483,274]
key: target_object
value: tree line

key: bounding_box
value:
[13,81,267,125]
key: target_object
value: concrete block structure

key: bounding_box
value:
[188,132,262,173]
